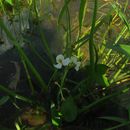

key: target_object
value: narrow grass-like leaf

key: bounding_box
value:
[74,17,104,50]
[110,59,128,83]
[58,0,71,24]
[104,121,130,130]
[99,116,127,123]
[88,0,98,84]
[0,84,32,104]
[79,0,87,34]
[118,44,130,57]
[128,106,130,120]
[0,96,9,106]
[22,59,35,95]
[111,2,130,31]
[107,44,130,58]
[115,25,127,44]
[65,4,72,56]
[124,0,128,12]
[5,0,13,6]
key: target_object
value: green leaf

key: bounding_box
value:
[95,74,109,87]
[0,84,32,104]
[0,96,9,106]
[107,44,130,58]
[5,0,13,6]
[119,44,130,57]
[96,64,108,74]
[79,0,87,33]
[111,2,130,31]
[104,121,130,130]
[128,106,130,120]
[100,116,127,123]
[87,64,109,87]
[51,103,61,127]
[61,96,78,122]
[95,64,109,87]
[58,0,71,24]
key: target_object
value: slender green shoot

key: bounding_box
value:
[88,0,98,83]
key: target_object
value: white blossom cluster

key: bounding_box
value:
[54,54,81,71]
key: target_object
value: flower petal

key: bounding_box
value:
[56,54,64,63]
[76,62,81,67]
[75,62,81,71]
[54,63,62,69]
[71,56,77,64]
[75,66,79,71]
[62,58,70,66]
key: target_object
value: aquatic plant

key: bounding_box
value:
[0,0,130,130]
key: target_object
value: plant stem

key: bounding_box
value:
[89,0,98,84]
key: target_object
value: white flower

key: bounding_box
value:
[75,61,81,71]
[54,54,81,71]
[70,56,77,64]
[70,56,81,71]
[54,63,62,69]
[54,54,70,69]
[62,58,70,66]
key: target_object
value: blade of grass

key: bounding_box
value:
[111,2,130,31]
[104,121,130,130]
[110,59,128,83]
[58,0,71,25]
[0,84,32,104]
[0,96,10,106]
[0,1,6,13]
[99,116,127,123]
[124,0,128,12]
[102,25,128,64]
[128,106,130,120]
[88,0,98,84]
[79,0,88,36]
[74,17,104,50]
[22,59,35,95]
[65,1,72,57]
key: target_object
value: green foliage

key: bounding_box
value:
[0,0,130,129]
[58,0,71,25]
[0,96,9,106]
[5,0,13,6]
[100,116,130,130]
[79,0,88,35]
[61,96,78,122]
